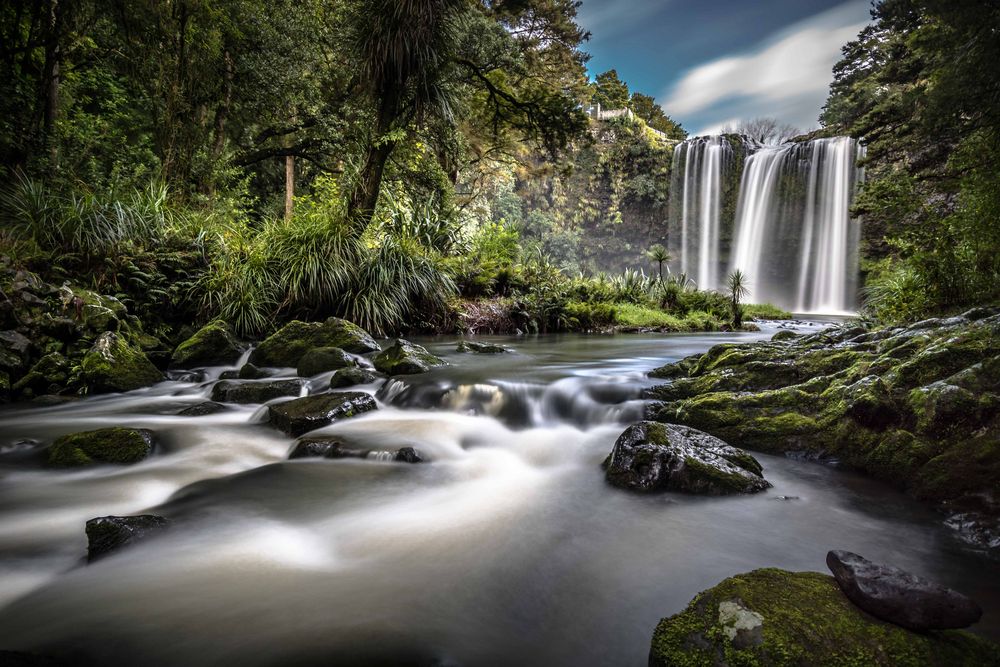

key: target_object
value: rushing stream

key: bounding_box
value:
[1,323,998,666]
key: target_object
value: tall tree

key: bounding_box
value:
[591,69,629,109]
[629,92,686,139]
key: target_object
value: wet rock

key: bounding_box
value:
[907,381,980,434]
[85,514,169,562]
[210,379,305,404]
[177,401,228,416]
[81,303,118,332]
[826,550,983,631]
[80,331,163,393]
[604,421,770,495]
[170,320,244,368]
[47,427,155,466]
[0,371,9,403]
[330,366,378,388]
[249,317,380,367]
[268,392,377,436]
[218,370,239,380]
[12,352,69,397]
[456,341,508,354]
[649,568,1000,667]
[0,329,32,373]
[297,346,356,377]
[289,436,424,463]
[771,329,800,342]
[374,339,446,375]
[238,362,269,379]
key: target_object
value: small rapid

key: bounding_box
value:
[0,325,997,666]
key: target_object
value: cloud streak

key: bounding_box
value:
[662,0,871,135]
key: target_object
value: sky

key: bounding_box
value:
[576,0,874,136]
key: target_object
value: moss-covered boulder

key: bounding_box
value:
[0,329,32,375]
[249,318,380,367]
[604,421,769,495]
[85,515,169,562]
[457,340,508,354]
[210,379,305,404]
[169,320,244,368]
[330,366,378,388]
[268,391,377,436]
[12,352,69,397]
[47,427,155,466]
[649,568,1000,667]
[80,332,163,393]
[772,329,800,342]
[297,346,357,377]
[374,339,445,375]
[238,362,269,379]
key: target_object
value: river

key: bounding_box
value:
[0,322,997,666]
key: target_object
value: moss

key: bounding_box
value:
[771,330,800,342]
[296,346,356,377]
[0,370,9,402]
[47,427,154,466]
[80,332,163,393]
[650,569,1000,667]
[170,320,243,368]
[250,317,380,367]
[12,352,70,396]
[373,339,445,375]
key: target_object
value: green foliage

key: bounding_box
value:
[727,270,749,328]
[629,93,687,140]
[591,69,630,109]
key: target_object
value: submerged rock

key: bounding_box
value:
[80,332,163,393]
[374,339,446,375]
[85,514,169,562]
[649,568,999,667]
[210,379,305,404]
[604,421,769,495]
[249,317,380,367]
[826,550,982,631]
[177,401,228,416]
[456,340,508,354]
[268,391,377,436]
[329,366,378,388]
[169,320,244,368]
[297,346,356,377]
[47,427,155,466]
[289,436,424,463]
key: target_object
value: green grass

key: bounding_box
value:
[614,303,721,331]
[744,303,793,320]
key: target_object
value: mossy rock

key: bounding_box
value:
[457,341,508,354]
[12,352,70,397]
[772,329,800,342]
[649,568,1000,667]
[373,339,445,375]
[85,514,169,562]
[297,346,357,377]
[80,332,163,393]
[210,379,305,404]
[268,391,378,436]
[0,370,9,403]
[330,367,378,389]
[47,427,155,466]
[249,318,380,367]
[238,363,269,379]
[170,320,244,368]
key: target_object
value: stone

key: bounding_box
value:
[249,317,380,367]
[12,352,69,396]
[456,340,508,353]
[289,436,424,463]
[79,332,163,393]
[170,320,243,368]
[373,339,446,375]
[177,401,228,416]
[826,550,983,631]
[210,379,305,404]
[238,362,269,379]
[771,329,800,342]
[296,346,356,377]
[80,303,118,332]
[329,367,378,388]
[85,515,169,562]
[649,568,999,667]
[604,421,769,495]
[0,329,32,373]
[47,427,155,466]
[268,392,377,436]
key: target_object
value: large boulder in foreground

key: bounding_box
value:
[210,378,305,404]
[374,339,445,375]
[289,436,424,463]
[85,515,169,562]
[268,391,377,436]
[249,318,380,367]
[826,550,982,631]
[80,332,163,393]
[604,421,769,495]
[649,568,1000,667]
[169,320,243,368]
[47,427,155,466]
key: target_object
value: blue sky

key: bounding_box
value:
[576,0,874,135]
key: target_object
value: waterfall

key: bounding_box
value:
[725,136,864,313]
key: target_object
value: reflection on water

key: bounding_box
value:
[0,322,997,666]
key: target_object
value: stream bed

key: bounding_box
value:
[1,322,997,666]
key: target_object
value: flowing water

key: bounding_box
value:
[1,325,997,666]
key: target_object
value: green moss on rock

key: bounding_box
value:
[374,339,446,375]
[296,346,356,377]
[80,332,163,393]
[47,427,155,466]
[649,568,1000,667]
[170,320,243,368]
[249,318,380,367]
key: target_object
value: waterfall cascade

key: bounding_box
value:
[668,135,864,313]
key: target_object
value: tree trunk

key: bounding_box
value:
[284,154,295,221]
[41,0,61,165]
[347,90,401,230]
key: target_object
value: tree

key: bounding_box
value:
[591,69,629,109]
[630,92,686,139]
[727,269,749,328]
[645,243,671,281]
[722,117,800,145]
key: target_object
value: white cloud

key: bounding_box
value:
[662,0,871,135]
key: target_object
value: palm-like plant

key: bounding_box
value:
[645,243,671,282]
[727,269,750,328]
